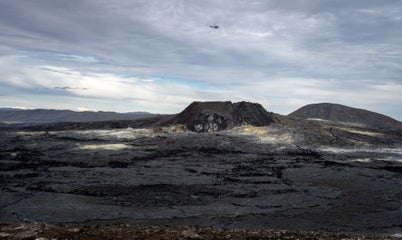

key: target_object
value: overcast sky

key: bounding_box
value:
[0,0,401,119]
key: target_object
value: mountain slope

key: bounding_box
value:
[288,103,402,129]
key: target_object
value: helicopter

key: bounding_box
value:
[210,24,219,29]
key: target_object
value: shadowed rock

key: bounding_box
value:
[165,101,275,132]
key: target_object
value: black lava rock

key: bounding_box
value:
[166,101,275,132]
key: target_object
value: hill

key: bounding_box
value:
[288,103,402,129]
[165,101,276,132]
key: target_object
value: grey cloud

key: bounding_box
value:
[1,1,399,81]
[1,1,401,75]
[54,86,88,91]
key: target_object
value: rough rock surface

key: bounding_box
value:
[1,123,402,235]
[0,222,398,240]
[288,103,402,129]
[166,101,275,132]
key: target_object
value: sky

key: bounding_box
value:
[0,0,401,120]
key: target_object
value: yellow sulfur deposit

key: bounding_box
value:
[234,125,268,135]
[335,127,383,137]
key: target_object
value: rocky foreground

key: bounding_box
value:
[1,222,401,240]
[1,101,402,239]
[1,122,402,236]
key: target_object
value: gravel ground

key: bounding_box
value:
[0,222,401,240]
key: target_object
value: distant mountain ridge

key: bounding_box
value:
[288,103,402,129]
[0,108,152,125]
[3,102,401,131]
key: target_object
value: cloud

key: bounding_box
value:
[0,54,212,113]
[54,86,86,90]
[1,1,400,82]
[56,54,98,63]
[2,106,33,110]
[77,107,97,112]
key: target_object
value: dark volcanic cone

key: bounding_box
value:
[166,101,275,132]
[288,103,402,129]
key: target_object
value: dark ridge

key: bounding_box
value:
[0,108,153,125]
[22,115,172,131]
[288,103,402,129]
[165,101,275,132]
